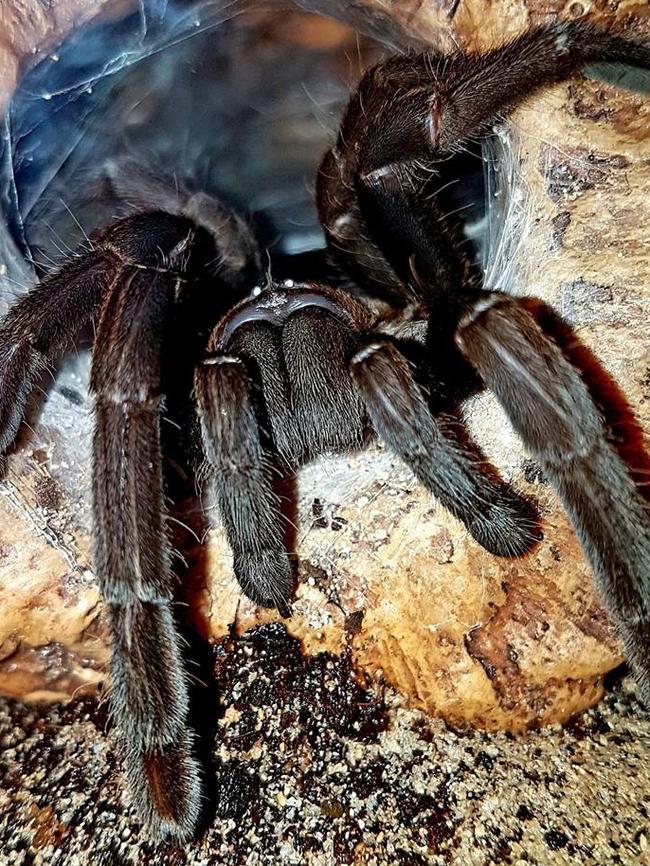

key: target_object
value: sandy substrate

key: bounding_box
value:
[0,624,649,866]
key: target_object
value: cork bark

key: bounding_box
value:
[0,0,648,730]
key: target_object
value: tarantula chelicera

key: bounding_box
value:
[0,18,649,841]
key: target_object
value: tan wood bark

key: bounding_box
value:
[0,0,648,729]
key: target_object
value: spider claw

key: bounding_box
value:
[276,600,293,620]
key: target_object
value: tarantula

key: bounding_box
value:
[0,18,648,842]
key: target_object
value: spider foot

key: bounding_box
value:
[127,735,203,842]
[234,549,295,613]
[466,492,541,559]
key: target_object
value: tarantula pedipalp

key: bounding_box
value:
[0,16,648,844]
[317,17,650,703]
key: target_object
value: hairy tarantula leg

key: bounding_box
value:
[351,339,537,557]
[457,293,650,703]
[0,253,116,456]
[92,267,201,840]
[396,22,650,158]
[429,22,650,152]
[195,354,294,613]
[318,22,650,306]
[352,22,650,178]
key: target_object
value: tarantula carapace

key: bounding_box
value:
[0,17,648,842]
